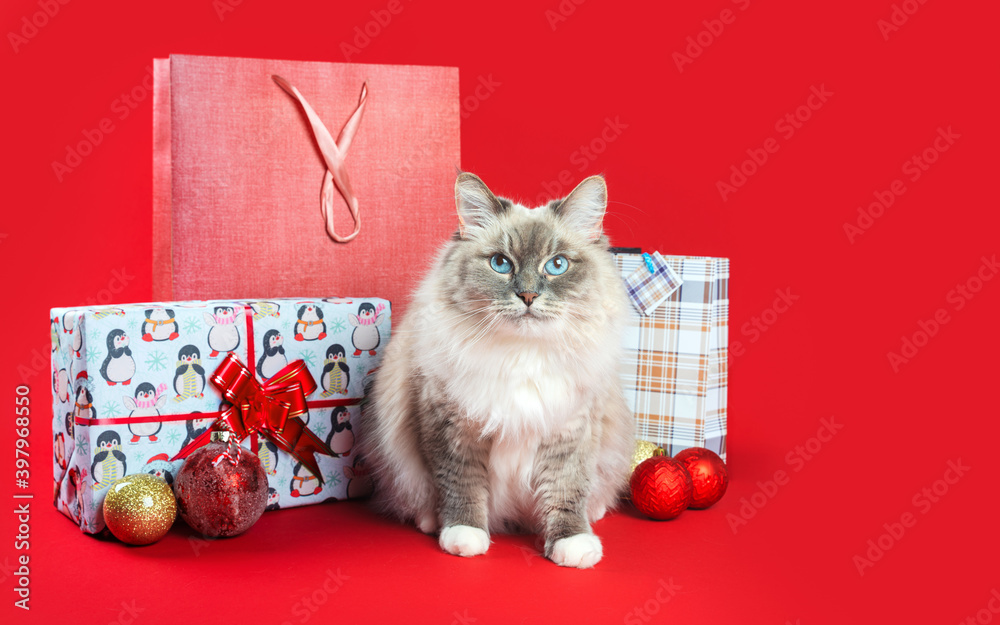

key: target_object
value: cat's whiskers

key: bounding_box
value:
[466,311,504,348]
[444,298,496,309]
[436,301,498,324]
[386,304,496,337]
[450,305,502,330]
[454,315,493,346]
[454,308,502,344]
[557,311,587,337]
[547,312,588,351]
[450,304,498,321]
[563,300,599,322]
[435,307,492,328]
[556,302,602,344]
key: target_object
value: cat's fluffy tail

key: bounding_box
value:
[359,326,439,533]
[587,384,636,523]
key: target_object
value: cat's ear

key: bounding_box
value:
[553,175,607,241]
[455,172,506,238]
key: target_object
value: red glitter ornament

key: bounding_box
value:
[174,436,269,537]
[673,447,729,509]
[630,457,693,520]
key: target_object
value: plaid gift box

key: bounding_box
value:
[613,251,729,460]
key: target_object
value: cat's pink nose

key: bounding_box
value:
[517,291,539,306]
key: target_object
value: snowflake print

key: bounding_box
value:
[182,316,202,334]
[145,350,168,372]
[75,435,88,456]
[311,420,327,437]
[330,318,347,334]
[324,470,342,487]
[101,400,124,418]
[126,450,143,469]
[127,315,141,331]
[87,328,103,348]
[299,350,317,368]
[163,428,182,446]
[86,347,103,366]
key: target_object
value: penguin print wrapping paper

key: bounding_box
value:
[49,298,387,534]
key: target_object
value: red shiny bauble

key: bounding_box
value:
[630,457,693,520]
[174,442,269,537]
[674,447,729,509]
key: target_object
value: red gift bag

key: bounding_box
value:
[152,54,461,314]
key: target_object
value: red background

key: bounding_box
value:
[2,1,997,623]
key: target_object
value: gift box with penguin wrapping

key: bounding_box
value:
[49,297,389,534]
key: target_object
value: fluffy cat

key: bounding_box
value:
[360,173,634,568]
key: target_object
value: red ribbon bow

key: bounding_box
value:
[172,353,335,484]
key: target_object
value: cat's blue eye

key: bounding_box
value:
[544,255,569,276]
[490,253,513,274]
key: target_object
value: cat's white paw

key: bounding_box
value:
[549,533,603,569]
[439,525,490,557]
[416,510,439,534]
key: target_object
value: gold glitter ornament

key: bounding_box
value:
[630,440,665,475]
[103,474,176,545]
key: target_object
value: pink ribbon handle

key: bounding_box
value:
[273,75,368,243]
